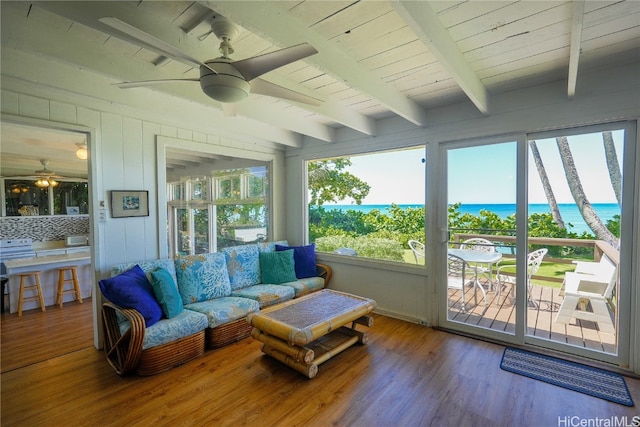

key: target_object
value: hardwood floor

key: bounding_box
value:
[2,302,638,426]
[1,299,94,372]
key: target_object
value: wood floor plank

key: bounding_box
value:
[2,300,638,426]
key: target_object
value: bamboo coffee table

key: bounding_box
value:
[247,289,376,378]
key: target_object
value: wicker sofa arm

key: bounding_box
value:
[101,301,146,375]
[316,263,332,287]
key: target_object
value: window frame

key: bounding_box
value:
[305,145,427,266]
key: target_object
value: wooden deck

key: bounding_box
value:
[448,279,617,354]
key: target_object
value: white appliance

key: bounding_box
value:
[65,235,89,247]
[0,238,36,312]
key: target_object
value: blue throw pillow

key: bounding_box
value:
[259,249,298,284]
[99,264,163,327]
[276,243,317,279]
[150,268,184,319]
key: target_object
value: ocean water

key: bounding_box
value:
[322,203,620,235]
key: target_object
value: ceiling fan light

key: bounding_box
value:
[200,65,250,103]
[35,178,50,188]
[76,143,88,160]
[49,178,59,187]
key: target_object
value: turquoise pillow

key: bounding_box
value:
[259,249,297,284]
[150,268,184,319]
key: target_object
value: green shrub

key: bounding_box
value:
[316,235,404,261]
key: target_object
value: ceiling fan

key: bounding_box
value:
[100,16,322,110]
[33,159,63,187]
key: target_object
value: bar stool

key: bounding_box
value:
[18,271,46,316]
[56,266,83,308]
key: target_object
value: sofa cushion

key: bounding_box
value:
[149,268,183,319]
[276,243,318,279]
[257,240,289,253]
[175,253,231,305]
[112,259,178,285]
[100,264,163,327]
[185,297,260,328]
[231,284,295,307]
[259,249,297,284]
[222,244,260,290]
[118,308,208,350]
[279,277,326,298]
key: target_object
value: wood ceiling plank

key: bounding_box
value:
[359,40,438,70]
[446,1,564,40]
[393,1,490,114]
[311,1,393,40]
[471,30,571,72]
[477,48,569,80]
[349,27,422,62]
[436,0,517,28]
[582,14,640,42]
[285,0,356,27]
[464,21,571,65]
[454,3,572,53]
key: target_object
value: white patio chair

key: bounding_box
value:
[447,253,486,311]
[460,237,500,284]
[408,240,425,264]
[495,248,548,305]
[554,256,617,333]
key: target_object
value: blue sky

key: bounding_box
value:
[326,129,624,205]
[449,130,624,204]
[339,146,426,205]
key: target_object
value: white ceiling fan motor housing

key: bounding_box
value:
[200,60,250,103]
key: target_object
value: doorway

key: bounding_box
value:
[0,120,95,371]
[439,121,635,368]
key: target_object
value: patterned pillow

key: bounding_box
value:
[149,268,183,318]
[276,243,317,279]
[112,259,178,285]
[259,249,297,284]
[99,264,163,327]
[222,244,260,290]
[175,252,231,305]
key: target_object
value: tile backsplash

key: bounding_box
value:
[0,216,89,241]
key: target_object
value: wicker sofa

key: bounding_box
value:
[100,241,331,376]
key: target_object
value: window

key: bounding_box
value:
[307,146,426,264]
[167,166,269,256]
[2,178,88,216]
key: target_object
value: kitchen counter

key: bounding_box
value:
[3,251,90,269]
[5,250,92,314]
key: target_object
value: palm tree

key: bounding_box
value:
[602,131,622,206]
[555,136,618,248]
[530,140,565,228]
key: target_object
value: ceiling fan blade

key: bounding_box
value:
[233,43,318,82]
[99,17,218,75]
[115,78,200,89]
[251,78,323,106]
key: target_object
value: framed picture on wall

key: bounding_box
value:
[110,190,149,218]
[66,206,80,215]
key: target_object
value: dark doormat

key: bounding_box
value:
[500,346,634,407]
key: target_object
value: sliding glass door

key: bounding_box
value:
[442,137,521,342]
[524,123,634,364]
[439,122,635,366]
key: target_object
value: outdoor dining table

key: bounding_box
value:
[448,248,503,292]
